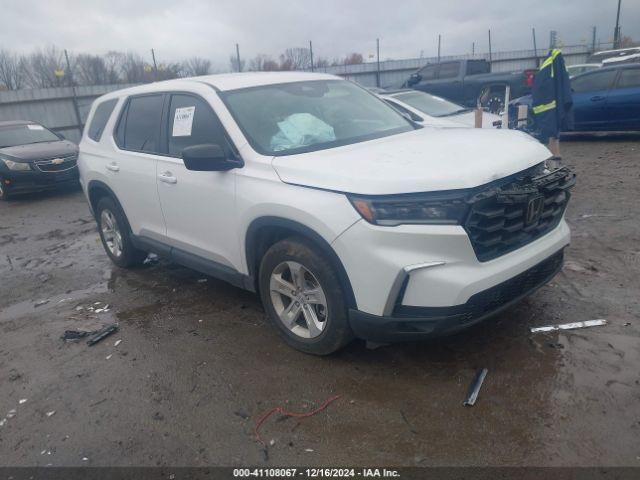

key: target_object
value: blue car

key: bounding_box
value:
[510,64,640,132]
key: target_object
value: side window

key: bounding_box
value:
[616,68,640,89]
[87,99,118,142]
[117,94,164,153]
[167,94,227,157]
[418,64,438,80]
[571,70,617,93]
[438,63,460,79]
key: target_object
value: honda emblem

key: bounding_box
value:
[525,195,544,225]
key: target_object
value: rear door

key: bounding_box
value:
[604,67,640,130]
[570,69,618,130]
[110,93,167,239]
[155,92,238,268]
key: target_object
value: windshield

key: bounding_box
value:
[0,124,60,148]
[221,80,414,156]
[391,91,467,117]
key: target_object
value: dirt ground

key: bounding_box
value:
[0,136,639,467]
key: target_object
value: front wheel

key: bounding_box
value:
[0,179,10,201]
[259,237,354,355]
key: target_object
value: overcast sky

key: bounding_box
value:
[1,0,638,69]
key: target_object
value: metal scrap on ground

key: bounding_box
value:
[87,324,119,346]
[463,368,488,407]
[530,319,607,333]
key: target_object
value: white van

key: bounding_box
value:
[78,72,574,354]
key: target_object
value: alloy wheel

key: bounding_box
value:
[100,209,123,258]
[269,261,328,339]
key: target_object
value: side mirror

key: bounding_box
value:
[181,144,241,172]
[407,73,421,86]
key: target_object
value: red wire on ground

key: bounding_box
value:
[254,395,342,447]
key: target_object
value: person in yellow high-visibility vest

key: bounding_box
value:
[531,49,574,159]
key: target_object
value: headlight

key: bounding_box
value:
[348,192,469,226]
[2,159,31,171]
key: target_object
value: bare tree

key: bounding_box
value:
[279,47,312,70]
[619,36,639,48]
[314,57,330,68]
[0,49,26,90]
[22,46,66,88]
[75,53,120,85]
[344,53,364,65]
[181,57,212,77]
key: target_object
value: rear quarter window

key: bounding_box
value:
[115,94,164,154]
[87,99,118,142]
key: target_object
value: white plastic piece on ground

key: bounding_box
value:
[105,354,113,360]
[0,418,7,427]
[46,411,56,417]
[19,398,27,404]
[530,319,607,333]
[114,339,122,347]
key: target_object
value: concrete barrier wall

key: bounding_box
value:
[0,84,137,143]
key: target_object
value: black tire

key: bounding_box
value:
[95,196,147,268]
[481,89,506,114]
[259,237,354,355]
[0,178,10,201]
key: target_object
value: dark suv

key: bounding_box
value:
[0,120,79,200]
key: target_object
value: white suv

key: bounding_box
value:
[78,72,575,355]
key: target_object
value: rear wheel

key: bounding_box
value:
[259,237,354,355]
[96,196,147,268]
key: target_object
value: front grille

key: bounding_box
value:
[394,250,564,323]
[34,154,77,173]
[464,166,575,262]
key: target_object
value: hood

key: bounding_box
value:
[0,140,78,162]
[272,127,550,195]
[451,111,502,129]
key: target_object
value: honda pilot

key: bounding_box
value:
[78,72,575,355]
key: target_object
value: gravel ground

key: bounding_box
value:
[0,137,639,467]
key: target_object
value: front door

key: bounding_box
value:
[156,93,238,269]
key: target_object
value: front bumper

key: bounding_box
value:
[348,249,564,342]
[2,167,79,194]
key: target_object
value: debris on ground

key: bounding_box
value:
[46,411,56,417]
[105,354,113,360]
[530,319,607,333]
[18,398,27,404]
[234,409,250,420]
[61,330,93,340]
[7,409,17,418]
[114,339,122,347]
[0,418,6,427]
[197,278,208,283]
[463,368,488,407]
[87,324,119,346]
[34,299,49,307]
[305,448,314,452]
[254,395,341,447]
[579,213,617,219]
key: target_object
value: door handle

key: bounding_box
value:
[590,95,605,102]
[158,172,177,184]
[105,162,119,172]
